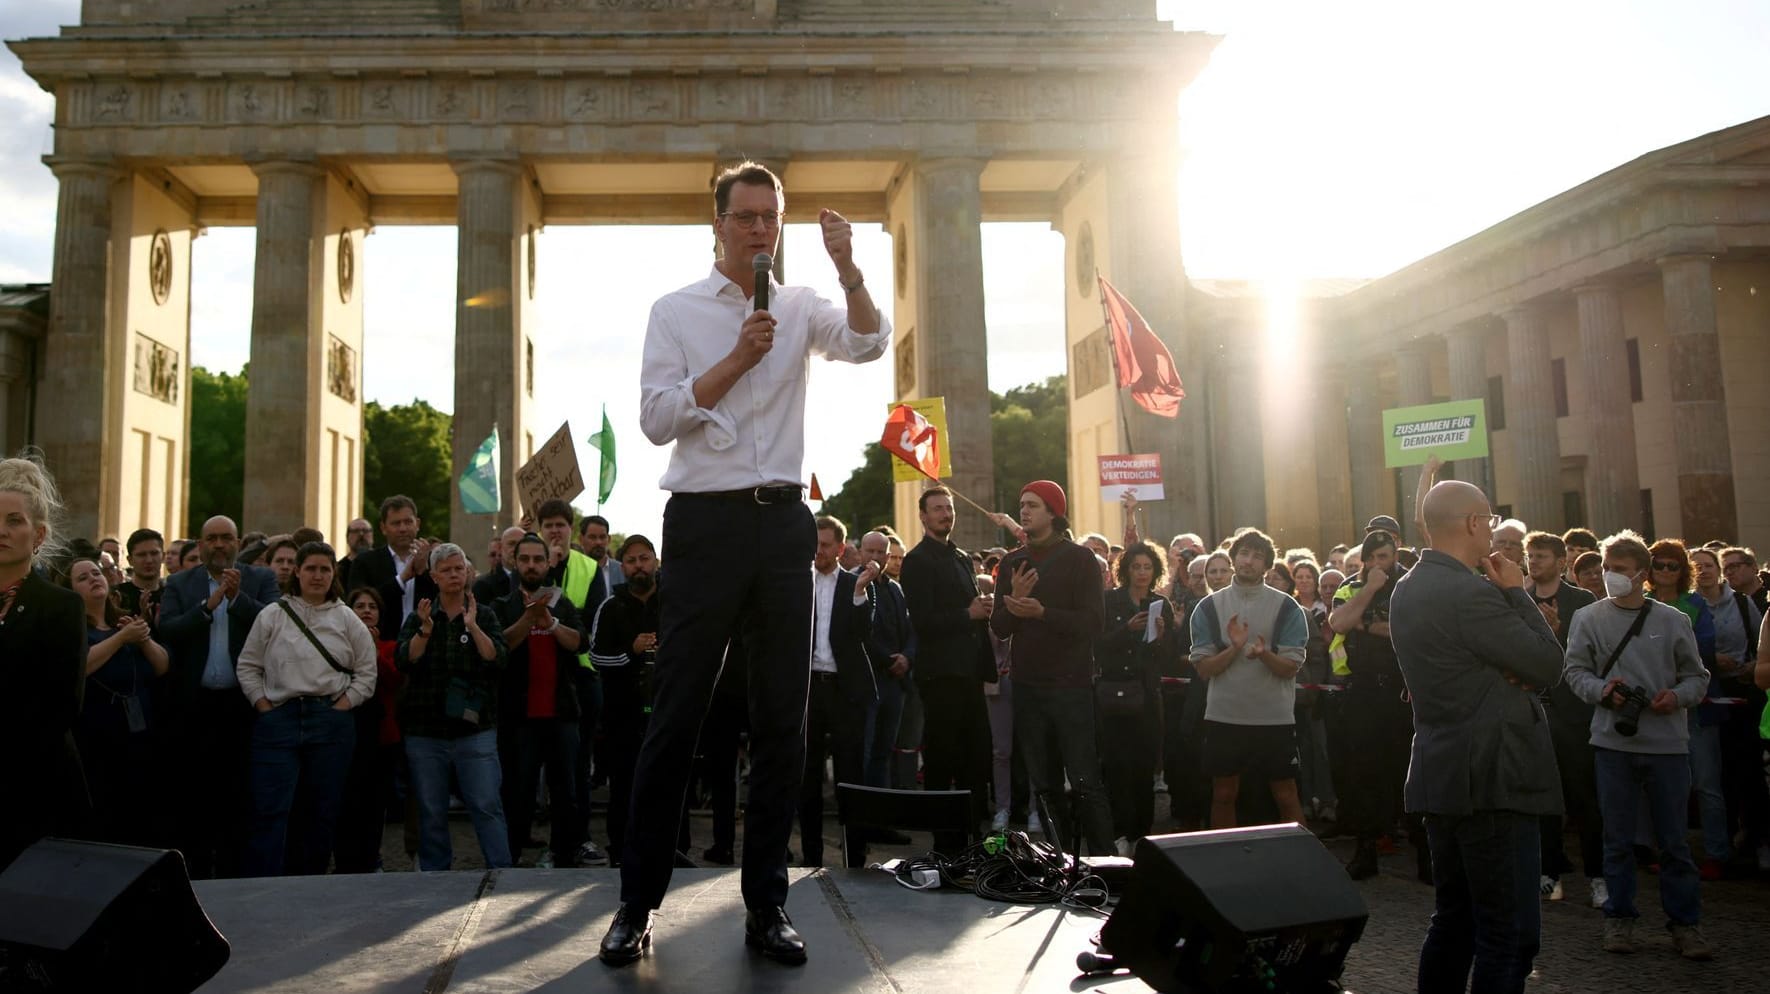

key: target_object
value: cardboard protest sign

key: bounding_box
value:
[517,422,585,514]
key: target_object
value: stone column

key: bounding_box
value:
[1313,362,1354,549]
[39,162,121,543]
[244,161,324,534]
[1395,339,1434,544]
[1659,254,1738,541]
[1574,282,1642,534]
[452,159,529,552]
[1347,375,1387,530]
[1502,303,1562,530]
[912,157,995,552]
[1446,322,1493,497]
[1211,349,1266,538]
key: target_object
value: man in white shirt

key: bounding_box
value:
[603,161,886,970]
[798,515,879,868]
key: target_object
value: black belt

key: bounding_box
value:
[811,670,840,681]
[684,485,804,504]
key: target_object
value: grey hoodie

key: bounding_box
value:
[1563,598,1709,755]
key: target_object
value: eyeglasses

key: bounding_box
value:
[1469,513,1502,529]
[719,210,784,229]
[1651,560,1681,571]
[1723,560,1751,572]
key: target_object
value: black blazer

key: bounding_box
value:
[157,562,280,707]
[822,568,876,704]
[0,572,90,868]
[864,578,916,677]
[472,567,517,606]
[350,545,440,642]
[901,537,985,682]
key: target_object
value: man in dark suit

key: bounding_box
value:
[158,514,281,878]
[473,526,526,605]
[349,495,440,641]
[859,529,915,789]
[1389,481,1566,994]
[899,486,993,828]
[797,516,877,867]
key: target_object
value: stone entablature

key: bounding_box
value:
[1328,118,1770,350]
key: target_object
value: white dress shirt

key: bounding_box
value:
[640,265,889,493]
[811,565,873,674]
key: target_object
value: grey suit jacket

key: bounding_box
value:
[1389,549,1566,817]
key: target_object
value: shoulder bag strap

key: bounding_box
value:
[1734,592,1758,660]
[1596,605,1652,680]
[277,599,353,677]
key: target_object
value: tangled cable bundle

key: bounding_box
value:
[887,831,1110,911]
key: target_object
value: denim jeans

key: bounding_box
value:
[1594,747,1701,926]
[244,697,355,877]
[1685,714,1730,862]
[1012,682,1115,855]
[864,674,908,789]
[1418,810,1542,994]
[405,729,512,871]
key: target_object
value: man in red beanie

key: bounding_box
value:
[989,480,1114,855]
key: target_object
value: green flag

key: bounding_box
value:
[587,405,617,505]
[458,426,501,515]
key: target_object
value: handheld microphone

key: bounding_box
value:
[752,253,772,312]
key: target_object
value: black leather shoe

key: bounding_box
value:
[599,904,654,967]
[744,906,807,965]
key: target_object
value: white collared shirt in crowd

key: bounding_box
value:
[811,564,873,675]
[640,265,888,493]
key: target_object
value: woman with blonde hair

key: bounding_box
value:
[0,453,90,869]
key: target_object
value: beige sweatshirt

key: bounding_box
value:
[237,596,379,708]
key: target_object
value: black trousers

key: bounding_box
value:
[503,717,582,866]
[333,703,390,873]
[1341,677,1417,844]
[798,673,870,866]
[620,495,815,912]
[573,669,602,844]
[1161,683,1210,828]
[917,676,992,824]
[172,688,254,879]
[1100,703,1158,840]
[699,673,748,855]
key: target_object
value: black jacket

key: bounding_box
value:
[864,577,916,679]
[494,587,588,723]
[901,536,989,683]
[157,562,280,709]
[818,567,876,705]
[350,545,440,642]
[472,567,518,606]
[1096,587,1178,692]
[1,573,90,868]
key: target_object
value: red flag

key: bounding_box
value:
[881,404,941,480]
[1098,275,1185,418]
[808,473,824,501]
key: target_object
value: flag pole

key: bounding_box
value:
[1096,270,1138,458]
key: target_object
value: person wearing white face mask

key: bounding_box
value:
[1563,531,1714,961]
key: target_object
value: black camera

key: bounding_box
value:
[1611,683,1653,737]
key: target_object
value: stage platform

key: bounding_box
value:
[191,867,1150,994]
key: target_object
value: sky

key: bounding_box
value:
[2,0,1768,544]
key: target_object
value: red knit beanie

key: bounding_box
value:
[1020,480,1067,519]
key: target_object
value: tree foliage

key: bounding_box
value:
[187,365,247,536]
[362,399,453,540]
[821,375,1070,534]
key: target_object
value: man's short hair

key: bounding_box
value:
[535,499,575,527]
[1573,551,1603,574]
[1169,533,1203,549]
[125,528,163,555]
[1600,530,1652,574]
[291,526,324,547]
[713,160,783,215]
[579,514,610,535]
[1081,532,1110,549]
[1329,544,1350,555]
[1228,527,1277,571]
[266,536,299,560]
[617,534,656,560]
[917,485,952,514]
[1721,546,1758,568]
[378,495,417,523]
[815,515,848,545]
[1561,527,1599,549]
[887,535,906,551]
[514,533,549,557]
[1524,531,1567,559]
[1494,518,1528,538]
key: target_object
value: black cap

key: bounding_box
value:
[1366,515,1402,535]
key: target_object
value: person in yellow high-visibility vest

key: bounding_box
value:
[533,499,606,867]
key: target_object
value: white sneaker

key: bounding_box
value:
[1590,878,1609,910]
[990,808,1009,833]
[1027,811,1043,834]
[1114,836,1134,858]
[1539,875,1563,901]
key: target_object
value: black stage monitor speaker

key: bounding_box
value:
[1099,824,1367,994]
[0,839,229,993]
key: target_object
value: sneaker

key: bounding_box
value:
[1698,858,1725,882]
[991,808,1010,833]
[1669,924,1713,961]
[1317,804,1337,824]
[1590,878,1609,910]
[1540,875,1563,901]
[1114,836,1134,858]
[1027,811,1042,834]
[1601,917,1635,954]
[534,849,555,869]
[576,841,610,866]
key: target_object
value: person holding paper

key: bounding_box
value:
[1093,542,1179,854]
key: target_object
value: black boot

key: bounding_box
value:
[599,904,654,966]
[1346,841,1379,880]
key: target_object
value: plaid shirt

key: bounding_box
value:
[395,603,507,740]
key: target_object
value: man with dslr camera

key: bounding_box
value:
[1564,530,1713,960]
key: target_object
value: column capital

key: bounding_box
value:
[914,155,989,176]
[1655,251,1716,270]
[1498,300,1546,325]
[44,157,122,182]
[247,159,323,180]
[1569,278,1619,298]
[450,157,525,179]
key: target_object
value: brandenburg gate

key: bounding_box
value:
[12,1,1217,553]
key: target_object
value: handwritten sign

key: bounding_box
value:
[517,422,585,514]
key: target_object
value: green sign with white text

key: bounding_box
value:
[1382,398,1490,468]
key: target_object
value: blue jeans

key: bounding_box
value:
[864,674,907,789]
[405,730,512,871]
[1418,810,1541,994]
[1594,747,1701,926]
[1685,714,1730,862]
[244,697,355,877]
